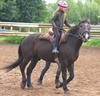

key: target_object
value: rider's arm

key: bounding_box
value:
[64,19,71,28]
[64,14,71,28]
[51,12,59,28]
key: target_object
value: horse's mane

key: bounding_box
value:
[67,24,79,35]
[67,19,90,35]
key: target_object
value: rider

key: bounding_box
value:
[51,0,71,53]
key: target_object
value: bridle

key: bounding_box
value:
[62,29,89,43]
[68,32,83,40]
[61,28,89,42]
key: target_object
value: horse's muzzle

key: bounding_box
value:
[82,32,90,42]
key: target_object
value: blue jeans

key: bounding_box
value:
[52,28,62,50]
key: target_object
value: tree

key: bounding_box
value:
[65,0,81,23]
[0,0,17,22]
[82,0,100,24]
[16,0,49,22]
[0,0,99,24]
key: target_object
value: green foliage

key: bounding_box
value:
[0,0,100,24]
[66,0,81,23]
[46,0,100,24]
[16,0,49,22]
[95,0,100,4]
[64,0,100,24]
[0,36,100,46]
[81,1,99,24]
[32,0,49,22]
[0,0,17,22]
[0,0,49,22]
[83,38,100,46]
[0,36,24,43]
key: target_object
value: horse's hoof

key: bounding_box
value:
[20,83,26,89]
[64,88,69,94]
[27,85,33,90]
[27,83,33,90]
[56,82,63,89]
[37,80,42,85]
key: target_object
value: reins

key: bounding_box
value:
[67,32,83,40]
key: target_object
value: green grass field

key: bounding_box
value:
[0,36,24,43]
[0,36,100,46]
[83,38,100,46]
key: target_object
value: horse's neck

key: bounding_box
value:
[67,36,82,51]
[65,27,82,51]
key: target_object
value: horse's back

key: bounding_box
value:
[19,34,41,57]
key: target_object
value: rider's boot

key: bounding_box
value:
[52,47,59,53]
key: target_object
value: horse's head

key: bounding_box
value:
[78,19,91,42]
[69,19,91,42]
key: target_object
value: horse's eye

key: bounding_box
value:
[80,25,83,28]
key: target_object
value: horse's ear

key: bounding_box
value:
[87,19,90,23]
[78,18,82,22]
[78,17,86,22]
[78,18,90,24]
[78,18,82,25]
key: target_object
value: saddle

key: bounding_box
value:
[39,29,68,44]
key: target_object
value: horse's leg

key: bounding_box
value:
[55,62,62,88]
[26,58,38,89]
[61,61,69,94]
[19,58,30,89]
[56,63,74,89]
[67,63,74,84]
[37,61,51,85]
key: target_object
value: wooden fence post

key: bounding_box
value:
[39,28,42,33]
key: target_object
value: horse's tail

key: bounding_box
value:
[3,45,23,72]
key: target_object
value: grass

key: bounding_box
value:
[0,36,100,46]
[0,36,24,44]
[83,38,100,47]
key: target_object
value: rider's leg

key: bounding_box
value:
[52,28,61,53]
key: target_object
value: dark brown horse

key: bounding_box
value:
[4,20,91,93]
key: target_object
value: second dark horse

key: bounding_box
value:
[4,20,90,93]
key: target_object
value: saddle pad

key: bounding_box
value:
[39,32,67,43]
[39,33,54,41]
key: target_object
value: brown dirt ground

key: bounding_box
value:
[0,44,100,96]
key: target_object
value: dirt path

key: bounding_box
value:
[0,44,100,96]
